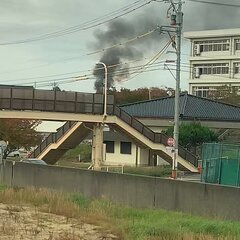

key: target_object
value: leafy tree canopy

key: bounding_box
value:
[208,85,240,106]
[0,119,42,152]
[109,87,175,105]
[164,122,218,148]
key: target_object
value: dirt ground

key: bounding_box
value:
[0,203,118,240]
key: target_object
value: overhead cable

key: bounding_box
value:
[0,0,155,45]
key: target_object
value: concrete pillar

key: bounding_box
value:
[92,123,103,171]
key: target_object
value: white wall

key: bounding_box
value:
[105,141,137,166]
[138,148,150,165]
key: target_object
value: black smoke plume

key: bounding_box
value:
[93,47,142,93]
[92,1,240,92]
[92,16,161,93]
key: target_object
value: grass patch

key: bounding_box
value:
[57,144,171,178]
[57,143,92,169]
[100,165,172,177]
[0,187,239,239]
[123,165,171,177]
[59,143,91,162]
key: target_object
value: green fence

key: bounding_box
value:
[201,143,240,186]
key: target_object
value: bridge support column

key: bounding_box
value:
[92,123,103,171]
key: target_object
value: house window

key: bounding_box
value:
[120,142,132,154]
[194,39,230,55]
[104,141,114,153]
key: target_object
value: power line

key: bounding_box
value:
[1,27,165,83]
[0,0,155,45]
[0,28,157,76]
[1,50,159,84]
[86,28,157,56]
[124,40,172,81]
[4,58,238,88]
[11,62,235,88]
[186,0,240,8]
[13,60,167,87]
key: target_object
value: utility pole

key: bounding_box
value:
[161,0,183,179]
[172,0,183,179]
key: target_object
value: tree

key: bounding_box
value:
[164,122,218,150]
[208,85,240,106]
[0,119,42,157]
[110,87,174,105]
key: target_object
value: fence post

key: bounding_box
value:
[217,143,223,184]
[236,148,240,186]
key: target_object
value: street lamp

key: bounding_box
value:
[96,62,108,117]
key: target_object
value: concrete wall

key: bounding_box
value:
[1,161,240,221]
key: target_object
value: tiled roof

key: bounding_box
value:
[120,94,240,121]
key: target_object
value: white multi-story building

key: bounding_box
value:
[184,29,240,98]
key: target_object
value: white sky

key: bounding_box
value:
[1,0,240,132]
[35,121,65,133]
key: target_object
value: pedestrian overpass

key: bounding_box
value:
[0,86,198,172]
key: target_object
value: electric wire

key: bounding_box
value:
[5,58,239,88]
[1,52,158,84]
[86,28,157,56]
[15,61,238,88]
[0,0,156,45]
[0,0,146,45]
[13,60,168,87]
[0,27,157,76]
[123,40,172,81]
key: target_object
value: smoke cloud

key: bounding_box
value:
[92,1,240,92]
[93,47,141,93]
[92,14,162,92]
[184,0,240,31]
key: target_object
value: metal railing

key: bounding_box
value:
[31,121,76,158]
[114,106,198,167]
[0,87,114,114]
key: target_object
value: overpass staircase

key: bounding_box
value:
[31,121,93,164]
[31,106,198,172]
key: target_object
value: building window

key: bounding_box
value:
[192,87,216,98]
[234,63,240,74]
[194,39,230,55]
[193,63,229,78]
[235,39,240,50]
[120,142,132,154]
[193,87,208,98]
[104,141,114,153]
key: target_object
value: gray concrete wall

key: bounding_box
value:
[1,161,240,221]
[0,161,13,186]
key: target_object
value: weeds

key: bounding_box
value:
[0,186,240,240]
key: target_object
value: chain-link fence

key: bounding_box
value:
[201,143,240,186]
